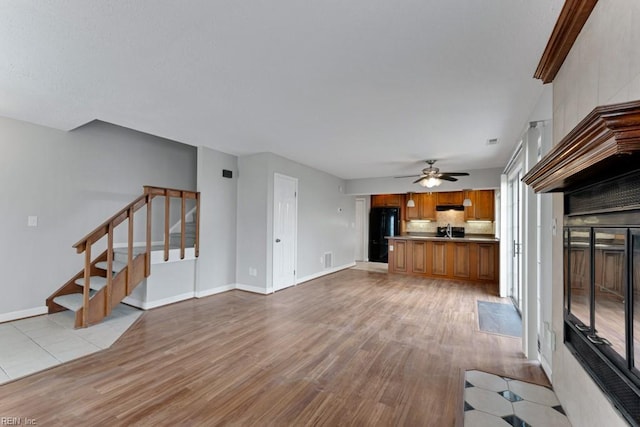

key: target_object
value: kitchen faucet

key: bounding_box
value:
[446,223,452,238]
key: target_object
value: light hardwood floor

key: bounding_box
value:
[0,269,548,426]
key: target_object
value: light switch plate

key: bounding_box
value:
[27,216,38,227]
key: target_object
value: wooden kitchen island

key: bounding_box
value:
[386,235,499,284]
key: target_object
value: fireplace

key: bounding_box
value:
[524,100,640,426]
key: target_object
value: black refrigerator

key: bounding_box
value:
[369,207,400,263]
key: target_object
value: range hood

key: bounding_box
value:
[436,204,464,211]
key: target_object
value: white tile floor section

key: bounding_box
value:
[464,370,572,427]
[0,304,142,385]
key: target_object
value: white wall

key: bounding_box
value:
[345,167,502,195]
[550,0,640,424]
[236,153,356,293]
[0,118,196,320]
[196,146,238,296]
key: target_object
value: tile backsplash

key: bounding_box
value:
[405,211,494,235]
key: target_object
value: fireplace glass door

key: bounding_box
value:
[567,228,591,329]
[593,228,626,360]
[633,230,640,376]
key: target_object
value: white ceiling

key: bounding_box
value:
[0,1,562,179]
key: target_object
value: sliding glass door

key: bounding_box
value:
[507,169,524,312]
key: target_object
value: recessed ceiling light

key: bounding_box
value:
[486,138,499,145]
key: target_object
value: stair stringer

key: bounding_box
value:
[46,251,109,314]
[47,252,149,328]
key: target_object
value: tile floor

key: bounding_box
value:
[464,370,571,426]
[352,261,388,273]
[0,304,142,385]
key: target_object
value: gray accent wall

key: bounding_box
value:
[237,153,356,293]
[196,146,238,293]
[2,119,358,317]
[236,154,270,290]
[0,118,196,317]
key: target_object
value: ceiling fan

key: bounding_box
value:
[395,159,470,188]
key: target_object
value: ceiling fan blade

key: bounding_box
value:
[441,172,470,176]
[394,174,421,178]
[413,177,427,184]
[439,176,458,182]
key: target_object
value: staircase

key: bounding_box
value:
[46,186,200,328]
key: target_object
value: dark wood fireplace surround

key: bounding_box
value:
[523,100,640,426]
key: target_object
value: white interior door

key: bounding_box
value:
[355,198,366,261]
[273,173,297,292]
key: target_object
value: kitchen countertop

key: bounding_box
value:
[385,233,499,243]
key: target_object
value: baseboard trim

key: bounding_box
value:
[195,285,235,298]
[297,262,356,284]
[0,306,48,323]
[235,284,269,295]
[123,292,195,310]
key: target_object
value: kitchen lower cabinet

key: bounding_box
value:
[477,243,496,281]
[432,242,447,276]
[387,238,498,284]
[411,241,428,273]
[453,243,470,279]
[393,240,408,272]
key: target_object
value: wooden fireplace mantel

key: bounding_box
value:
[522,100,640,193]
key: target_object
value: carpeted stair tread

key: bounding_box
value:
[95,260,127,273]
[53,292,95,311]
[75,276,108,291]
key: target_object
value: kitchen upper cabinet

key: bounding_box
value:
[464,190,495,221]
[371,194,402,207]
[405,193,436,220]
[436,191,463,205]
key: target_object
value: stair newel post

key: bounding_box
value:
[127,206,134,295]
[195,192,200,258]
[164,189,170,262]
[82,243,91,328]
[145,193,152,277]
[180,191,186,260]
[106,222,114,316]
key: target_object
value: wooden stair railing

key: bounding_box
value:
[46,185,200,328]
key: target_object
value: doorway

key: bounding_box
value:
[272,173,298,292]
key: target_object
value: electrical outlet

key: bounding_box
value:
[27,216,38,227]
[249,267,257,277]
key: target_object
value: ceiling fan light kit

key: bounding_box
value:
[419,177,442,188]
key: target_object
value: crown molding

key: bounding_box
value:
[522,100,640,193]
[534,0,598,84]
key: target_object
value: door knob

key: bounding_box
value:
[275,238,281,242]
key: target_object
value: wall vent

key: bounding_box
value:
[324,252,333,269]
